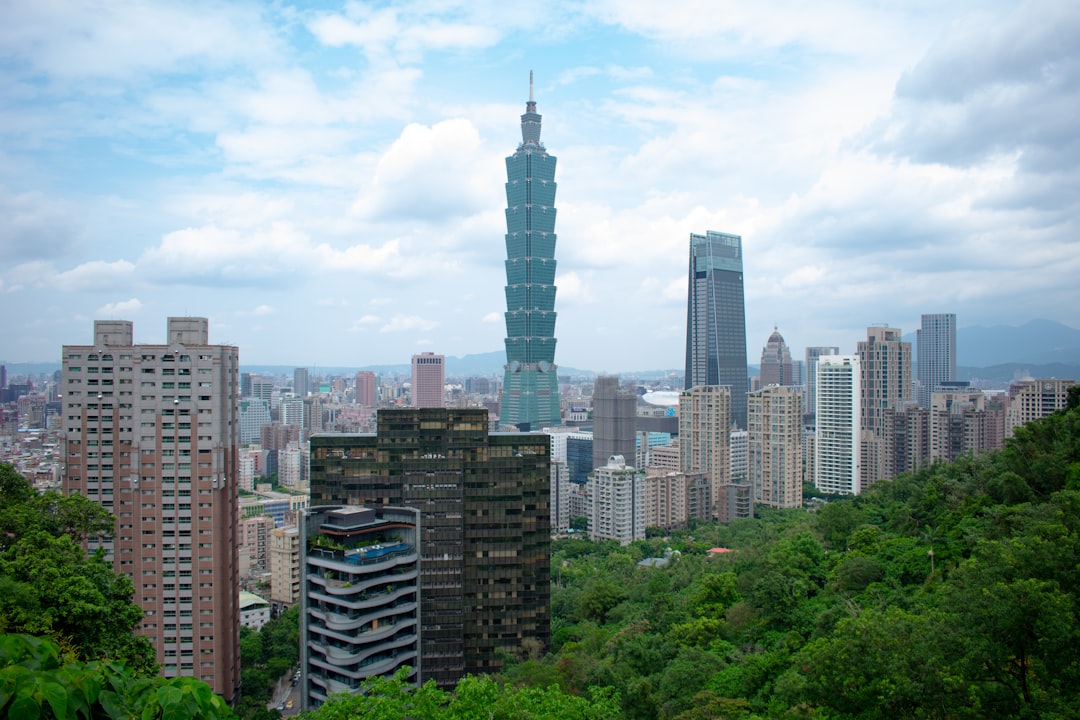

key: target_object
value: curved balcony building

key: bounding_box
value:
[300,505,420,711]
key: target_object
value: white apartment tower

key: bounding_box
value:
[61,318,240,699]
[815,355,861,496]
[588,455,645,545]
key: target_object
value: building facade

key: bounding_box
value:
[309,408,549,688]
[61,318,240,699]
[857,326,913,489]
[685,230,749,429]
[679,385,747,522]
[916,313,956,409]
[300,505,420,709]
[814,355,861,495]
[591,375,637,471]
[588,455,645,545]
[748,385,804,509]
[354,371,377,408]
[759,327,793,388]
[1005,378,1077,437]
[499,75,562,431]
[805,346,840,421]
[410,353,445,409]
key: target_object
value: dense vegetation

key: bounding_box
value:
[498,389,1080,719]
[236,606,300,719]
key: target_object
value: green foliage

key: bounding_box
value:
[512,403,1080,719]
[237,605,299,717]
[0,465,156,675]
[0,633,232,719]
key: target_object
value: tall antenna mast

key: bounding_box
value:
[529,70,534,101]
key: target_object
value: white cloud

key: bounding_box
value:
[349,315,382,332]
[482,311,502,323]
[97,298,142,315]
[379,314,438,334]
[555,271,596,304]
[54,260,136,292]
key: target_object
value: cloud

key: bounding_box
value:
[236,305,274,317]
[482,311,502,323]
[349,315,382,332]
[138,223,404,285]
[353,119,499,222]
[0,188,80,261]
[555,271,596,304]
[97,298,142,315]
[54,260,136,292]
[379,314,437,334]
[308,7,499,62]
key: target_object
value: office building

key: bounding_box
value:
[916,313,957,409]
[685,230,749,429]
[294,367,310,398]
[857,326,912,489]
[354,371,377,407]
[759,327,793,387]
[61,318,240,699]
[280,396,305,428]
[748,385,804,509]
[499,74,562,431]
[591,376,636,471]
[814,355,861,495]
[566,433,593,485]
[588,455,644,545]
[410,353,445,409]
[300,505,420,709]
[239,398,271,445]
[805,346,840,420]
[679,385,748,522]
[309,408,549,688]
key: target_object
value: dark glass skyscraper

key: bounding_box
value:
[685,230,749,429]
[499,74,561,431]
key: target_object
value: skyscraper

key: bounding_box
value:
[916,313,957,408]
[685,230,749,429]
[815,355,861,495]
[805,346,840,420]
[857,326,912,489]
[411,352,445,408]
[61,318,240,699]
[759,326,793,387]
[354,371,377,407]
[309,408,550,688]
[499,73,561,431]
[591,375,637,470]
[294,367,310,398]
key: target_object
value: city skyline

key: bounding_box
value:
[2,2,1079,369]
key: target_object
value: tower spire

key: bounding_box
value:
[529,70,534,102]
[520,70,541,146]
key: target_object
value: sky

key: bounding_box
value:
[1,1,1078,373]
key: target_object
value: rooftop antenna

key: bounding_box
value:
[529,70,534,101]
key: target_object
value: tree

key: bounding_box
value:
[0,465,156,675]
[0,633,233,720]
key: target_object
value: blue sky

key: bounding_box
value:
[2,1,1077,371]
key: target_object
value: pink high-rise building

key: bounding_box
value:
[355,371,377,407]
[411,353,445,408]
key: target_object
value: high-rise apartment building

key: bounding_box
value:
[1005,378,1077,437]
[916,313,957,408]
[679,385,748,522]
[857,326,912,489]
[499,74,562,431]
[239,398,271,445]
[805,346,840,421]
[410,352,445,408]
[759,327,793,387]
[309,408,549,688]
[61,318,240,699]
[685,230,749,428]
[588,455,645,545]
[280,396,305,427]
[814,355,861,495]
[270,526,300,606]
[591,375,637,471]
[299,505,420,709]
[748,385,804,508]
[354,371,377,407]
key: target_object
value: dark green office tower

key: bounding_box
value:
[499,73,562,431]
[309,408,551,689]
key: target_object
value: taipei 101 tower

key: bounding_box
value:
[499,72,562,431]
